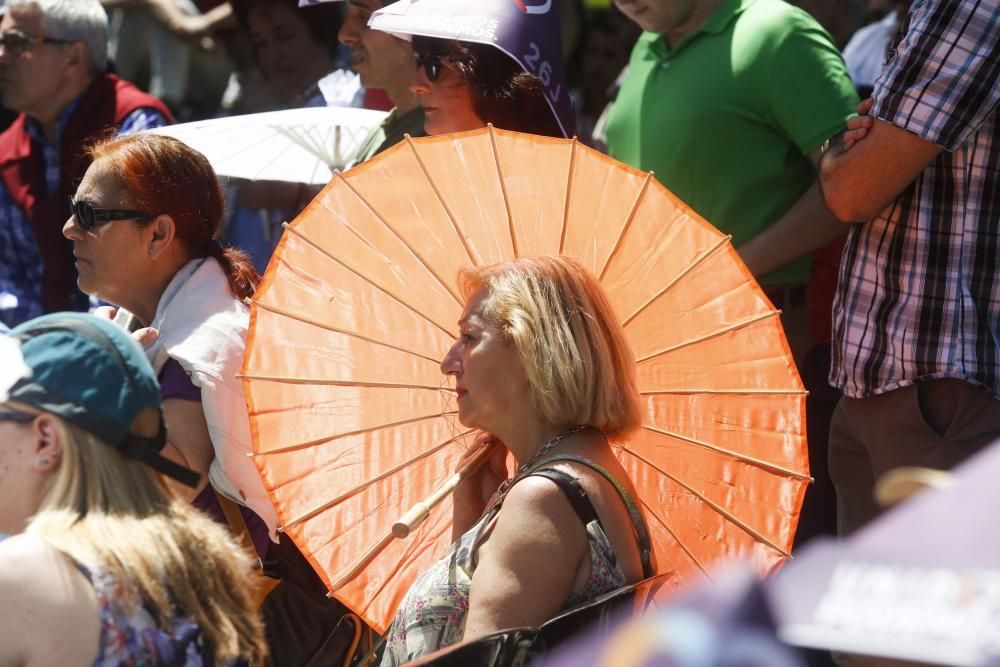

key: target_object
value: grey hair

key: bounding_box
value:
[6,0,108,72]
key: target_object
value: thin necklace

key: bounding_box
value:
[495,424,592,498]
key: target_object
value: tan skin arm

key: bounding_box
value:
[463,476,589,641]
[100,0,235,42]
[0,535,101,667]
[736,148,850,278]
[160,398,214,501]
[819,116,942,222]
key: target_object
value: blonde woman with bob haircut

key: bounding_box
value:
[0,313,266,666]
[381,255,653,665]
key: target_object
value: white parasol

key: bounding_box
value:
[148,106,388,184]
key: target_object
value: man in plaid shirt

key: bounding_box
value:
[820,0,1000,535]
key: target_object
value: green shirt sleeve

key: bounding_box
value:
[763,9,860,155]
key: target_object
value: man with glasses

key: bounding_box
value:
[0,0,173,327]
[338,0,424,167]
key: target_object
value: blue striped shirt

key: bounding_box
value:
[0,104,168,327]
[831,0,1000,398]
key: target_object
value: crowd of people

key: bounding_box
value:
[0,0,996,664]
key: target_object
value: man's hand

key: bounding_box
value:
[843,98,873,151]
[826,98,874,157]
[819,100,942,222]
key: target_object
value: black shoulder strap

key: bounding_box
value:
[528,468,603,532]
[526,454,654,579]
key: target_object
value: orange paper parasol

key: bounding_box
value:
[241,127,810,634]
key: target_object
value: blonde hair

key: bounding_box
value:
[460,256,643,438]
[12,402,267,664]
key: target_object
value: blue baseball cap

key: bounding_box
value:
[6,313,199,487]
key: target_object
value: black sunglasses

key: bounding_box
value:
[0,29,74,56]
[415,52,444,82]
[69,196,152,232]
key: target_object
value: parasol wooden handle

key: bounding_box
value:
[392,441,498,539]
[329,441,499,592]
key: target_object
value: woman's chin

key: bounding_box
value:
[454,409,481,432]
[75,276,99,299]
[424,114,447,137]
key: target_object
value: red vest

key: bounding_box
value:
[0,74,173,312]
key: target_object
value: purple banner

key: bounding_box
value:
[369,0,572,138]
[767,440,1000,665]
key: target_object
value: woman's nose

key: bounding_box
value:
[440,343,461,375]
[410,64,431,95]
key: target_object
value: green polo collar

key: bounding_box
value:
[644,0,756,58]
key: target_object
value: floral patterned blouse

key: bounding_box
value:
[81,563,227,666]
[381,463,634,666]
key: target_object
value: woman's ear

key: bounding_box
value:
[30,413,64,473]
[147,213,178,261]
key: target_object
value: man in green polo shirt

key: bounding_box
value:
[339,0,425,166]
[609,0,859,550]
[607,0,857,290]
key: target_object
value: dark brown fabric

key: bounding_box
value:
[260,536,367,667]
[828,378,1000,535]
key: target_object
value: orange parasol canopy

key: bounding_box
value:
[241,127,810,635]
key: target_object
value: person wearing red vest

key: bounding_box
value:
[0,0,172,327]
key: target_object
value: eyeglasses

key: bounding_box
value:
[0,29,74,57]
[415,52,444,82]
[69,196,152,232]
[0,410,34,423]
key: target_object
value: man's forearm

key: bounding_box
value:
[737,181,849,279]
[818,130,876,222]
[819,118,942,222]
[102,0,234,38]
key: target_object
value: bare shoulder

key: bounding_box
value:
[0,533,71,594]
[491,476,590,553]
[541,456,646,582]
[0,534,100,667]
[500,475,585,526]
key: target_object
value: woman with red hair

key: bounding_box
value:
[62,133,361,665]
[63,133,266,527]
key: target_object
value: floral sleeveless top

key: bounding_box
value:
[81,564,226,666]
[380,463,636,666]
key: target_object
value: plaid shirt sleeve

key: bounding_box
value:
[871,0,1000,150]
